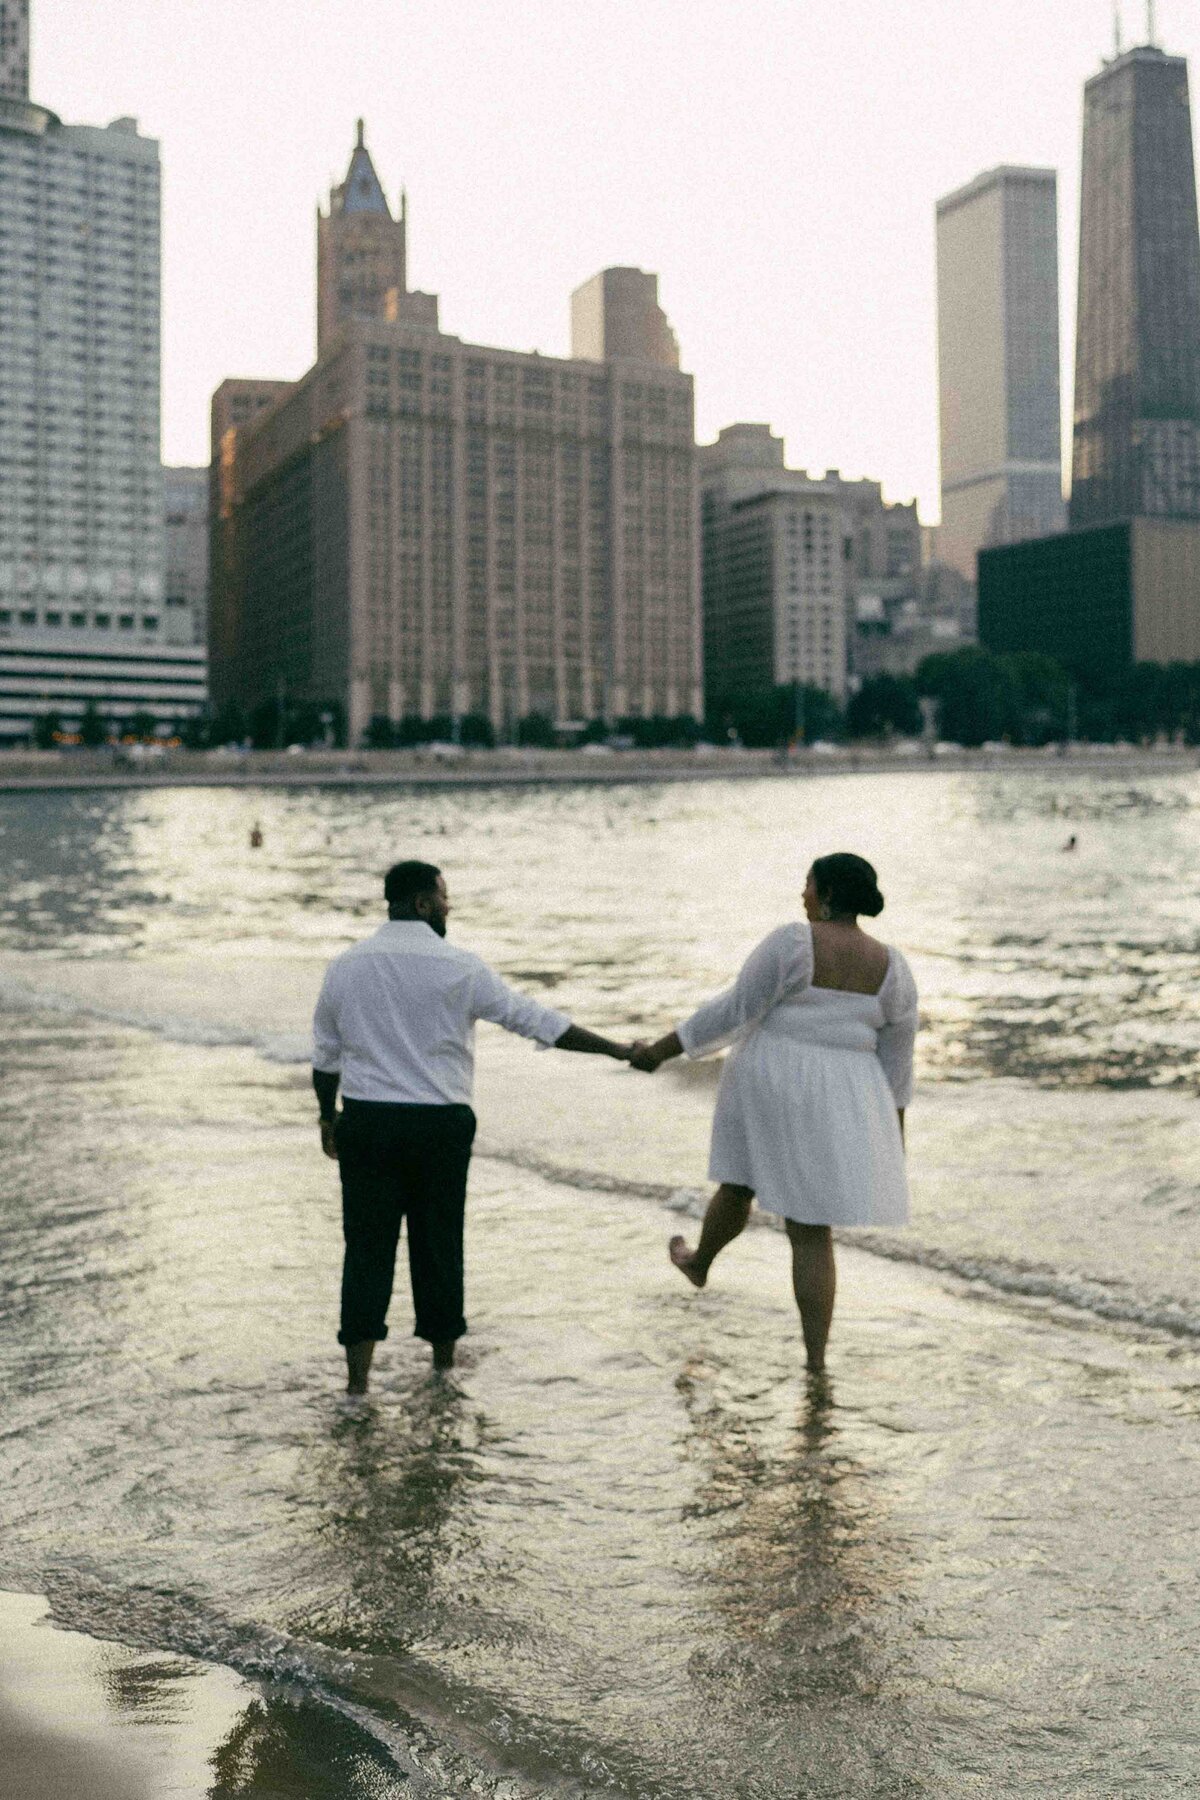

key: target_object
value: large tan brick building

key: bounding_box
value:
[210,127,699,743]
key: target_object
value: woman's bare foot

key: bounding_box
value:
[669,1235,707,1288]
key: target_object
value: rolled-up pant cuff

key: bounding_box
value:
[413,1317,466,1344]
[337,1322,389,1346]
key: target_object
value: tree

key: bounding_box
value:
[208,701,246,747]
[458,713,495,748]
[364,714,396,750]
[32,711,63,750]
[1004,653,1069,744]
[517,711,556,748]
[78,700,108,747]
[126,709,159,742]
[916,647,1019,746]
[845,674,922,740]
[714,684,844,749]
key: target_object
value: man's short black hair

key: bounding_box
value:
[384,860,443,908]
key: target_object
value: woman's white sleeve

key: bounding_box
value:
[676,925,811,1058]
[876,955,919,1106]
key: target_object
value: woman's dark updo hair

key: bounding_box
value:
[810,852,885,919]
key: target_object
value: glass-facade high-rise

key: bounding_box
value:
[936,166,1066,581]
[1070,44,1200,527]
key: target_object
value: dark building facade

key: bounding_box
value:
[1070,44,1200,528]
[979,519,1200,683]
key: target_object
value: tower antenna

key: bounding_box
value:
[1114,3,1123,55]
[1147,0,1157,45]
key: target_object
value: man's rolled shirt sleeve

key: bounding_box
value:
[312,967,344,1073]
[470,963,572,1046]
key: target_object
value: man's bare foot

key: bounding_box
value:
[432,1340,456,1371]
[669,1235,707,1288]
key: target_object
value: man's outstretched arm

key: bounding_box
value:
[554,1023,633,1061]
[472,964,630,1061]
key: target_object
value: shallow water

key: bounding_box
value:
[1,770,1199,1794]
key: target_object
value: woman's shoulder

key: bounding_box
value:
[880,943,918,1003]
[748,920,813,975]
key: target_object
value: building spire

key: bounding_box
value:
[1147,0,1157,45]
[1114,2,1123,55]
[356,116,365,150]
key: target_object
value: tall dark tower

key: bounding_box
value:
[1070,39,1200,526]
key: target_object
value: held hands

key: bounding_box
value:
[629,1040,666,1073]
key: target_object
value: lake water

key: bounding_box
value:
[0,768,1198,1795]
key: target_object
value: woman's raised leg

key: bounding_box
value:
[785,1222,836,1372]
[669,1183,754,1288]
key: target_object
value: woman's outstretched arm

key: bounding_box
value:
[630,1031,682,1072]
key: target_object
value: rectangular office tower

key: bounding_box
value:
[700,423,922,731]
[0,3,202,740]
[211,126,699,744]
[936,166,1065,579]
[1071,44,1200,526]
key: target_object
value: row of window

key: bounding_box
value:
[0,608,160,631]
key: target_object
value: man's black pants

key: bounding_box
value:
[336,1099,476,1346]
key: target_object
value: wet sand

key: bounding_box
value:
[0,1589,247,1800]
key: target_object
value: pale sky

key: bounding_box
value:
[31,0,1197,520]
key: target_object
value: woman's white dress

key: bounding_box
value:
[676,922,918,1226]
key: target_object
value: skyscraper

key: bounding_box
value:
[1070,42,1200,526]
[0,1,204,741]
[936,166,1066,580]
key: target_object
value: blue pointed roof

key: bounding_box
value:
[338,119,390,216]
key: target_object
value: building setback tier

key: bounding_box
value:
[0,640,208,741]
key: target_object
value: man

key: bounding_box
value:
[313,860,632,1390]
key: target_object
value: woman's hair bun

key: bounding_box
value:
[811,852,884,918]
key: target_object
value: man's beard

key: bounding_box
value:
[428,916,448,938]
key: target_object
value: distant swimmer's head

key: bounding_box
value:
[804,853,884,923]
[385,860,450,937]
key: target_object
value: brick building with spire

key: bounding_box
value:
[210,125,699,745]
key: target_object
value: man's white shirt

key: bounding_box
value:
[312,921,572,1106]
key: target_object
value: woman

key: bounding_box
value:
[631,853,918,1374]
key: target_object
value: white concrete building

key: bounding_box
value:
[0,0,204,740]
[936,165,1066,581]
